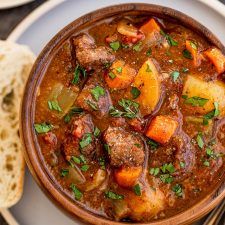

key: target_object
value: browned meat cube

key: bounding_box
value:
[76,75,112,118]
[73,34,115,70]
[103,126,145,167]
[63,114,96,161]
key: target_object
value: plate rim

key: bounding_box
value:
[0,0,34,10]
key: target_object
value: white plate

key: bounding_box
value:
[0,0,33,9]
[8,0,225,225]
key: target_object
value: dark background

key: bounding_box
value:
[0,0,225,224]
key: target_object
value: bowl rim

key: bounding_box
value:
[20,3,225,225]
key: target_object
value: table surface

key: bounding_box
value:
[0,0,225,225]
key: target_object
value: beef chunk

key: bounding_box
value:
[63,114,96,161]
[76,75,112,118]
[73,34,115,70]
[103,127,145,167]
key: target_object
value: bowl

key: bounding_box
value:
[20,3,225,225]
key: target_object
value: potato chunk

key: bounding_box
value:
[182,75,225,115]
[132,59,161,115]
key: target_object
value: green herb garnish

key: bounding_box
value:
[172,184,183,197]
[149,167,160,176]
[133,184,141,196]
[109,72,116,79]
[146,48,152,56]
[86,100,98,111]
[64,107,83,123]
[110,41,120,51]
[48,100,62,112]
[182,95,209,107]
[94,127,100,137]
[196,132,204,149]
[160,174,173,183]
[160,30,178,46]
[70,183,83,200]
[171,71,180,81]
[147,139,159,150]
[79,133,92,149]
[133,42,142,52]
[72,65,86,85]
[116,67,122,73]
[161,163,175,174]
[190,41,197,50]
[131,87,141,99]
[182,49,192,59]
[81,165,89,172]
[91,86,105,101]
[180,161,185,168]
[60,168,69,177]
[34,123,53,134]
[182,68,189,73]
[104,144,110,154]
[105,191,124,200]
[203,102,220,125]
[203,160,210,167]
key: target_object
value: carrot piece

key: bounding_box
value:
[140,18,161,34]
[204,47,225,74]
[105,60,136,90]
[145,116,178,144]
[114,166,142,188]
[186,40,201,67]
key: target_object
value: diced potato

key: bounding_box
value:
[132,59,161,115]
[126,186,165,221]
[182,75,225,115]
[117,19,138,38]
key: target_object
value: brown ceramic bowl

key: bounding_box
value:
[20,3,225,225]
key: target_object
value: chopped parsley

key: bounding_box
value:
[203,160,210,167]
[146,63,152,72]
[180,161,185,168]
[81,165,89,172]
[72,65,86,85]
[196,132,204,149]
[146,48,152,56]
[79,133,92,149]
[149,167,160,176]
[60,168,69,177]
[116,67,122,73]
[104,144,110,154]
[109,99,139,119]
[182,68,189,73]
[182,95,209,107]
[190,41,197,50]
[134,143,141,148]
[98,157,106,170]
[161,163,175,174]
[182,49,193,59]
[72,156,81,164]
[133,42,142,52]
[171,71,180,82]
[133,184,141,196]
[160,174,173,183]
[91,86,105,101]
[131,87,141,99]
[105,191,124,200]
[108,71,116,79]
[110,41,120,51]
[70,183,83,200]
[172,184,183,197]
[64,107,83,123]
[86,100,98,111]
[94,127,101,137]
[34,123,53,134]
[48,100,62,112]
[203,102,220,125]
[147,139,159,150]
[160,30,178,46]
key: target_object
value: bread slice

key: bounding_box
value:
[0,40,35,208]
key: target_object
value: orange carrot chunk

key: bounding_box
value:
[204,47,225,74]
[140,18,161,34]
[185,40,201,67]
[146,115,178,144]
[114,166,142,188]
[105,60,136,90]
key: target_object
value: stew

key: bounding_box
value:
[34,14,225,222]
